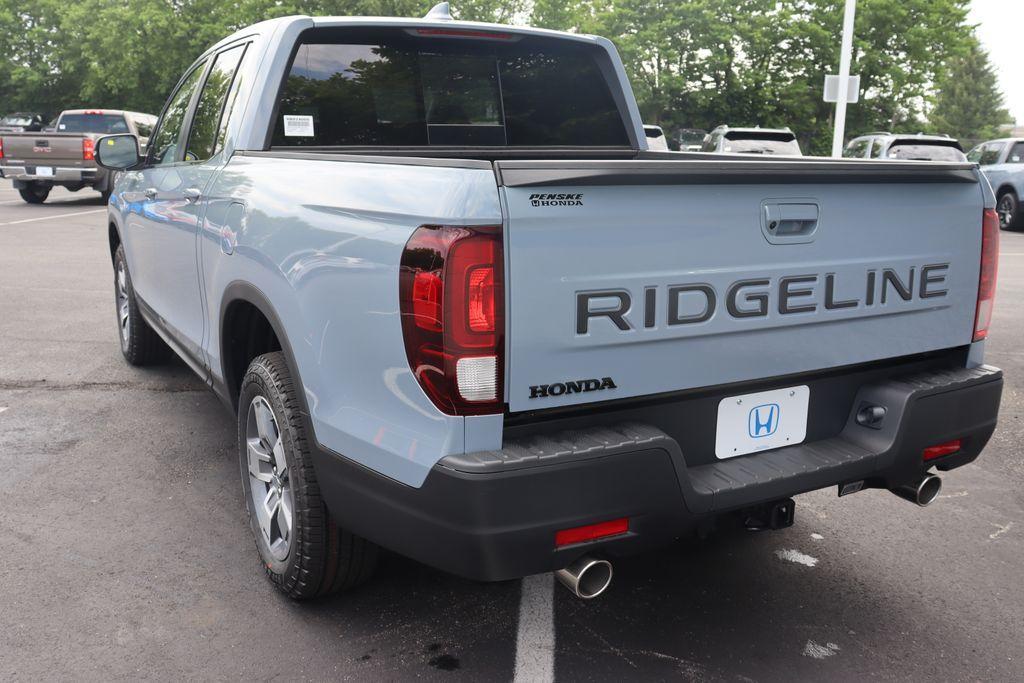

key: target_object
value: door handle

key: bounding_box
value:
[144,188,157,200]
[183,188,202,203]
[762,202,819,244]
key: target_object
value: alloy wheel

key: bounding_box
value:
[245,396,294,561]
[997,195,1015,229]
[116,260,130,347]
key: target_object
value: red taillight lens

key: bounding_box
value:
[82,138,95,161]
[923,438,962,461]
[555,518,630,547]
[467,266,496,332]
[412,271,443,332]
[0,137,5,159]
[974,208,1000,341]
[399,225,504,415]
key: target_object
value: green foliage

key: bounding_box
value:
[929,38,1012,149]
[0,0,1009,153]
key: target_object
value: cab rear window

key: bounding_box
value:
[270,28,630,148]
[887,143,966,162]
[58,114,129,134]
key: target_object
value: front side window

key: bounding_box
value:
[186,44,247,162]
[844,139,868,158]
[271,30,629,148]
[978,143,1005,165]
[149,63,206,166]
[58,114,129,134]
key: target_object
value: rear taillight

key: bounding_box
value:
[974,209,999,341]
[82,138,95,161]
[399,225,504,415]
[0,137,4,159]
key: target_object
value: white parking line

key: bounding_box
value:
[0,209,105,226]
[514,573,556,683]
[0,407,8,414]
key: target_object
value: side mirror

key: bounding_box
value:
[95,134,142,170]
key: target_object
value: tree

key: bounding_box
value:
[0,0,1008,155]
[929,38,1012,146]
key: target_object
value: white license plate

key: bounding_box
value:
[715,385,809,459]
[34,166,54,177]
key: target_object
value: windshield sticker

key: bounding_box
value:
[283,115,314,137]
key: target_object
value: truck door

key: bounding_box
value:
[125,61,208,368]
[128,43,248,372]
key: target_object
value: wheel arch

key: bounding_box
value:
[218,281,307,416]
[996,183,1017,199]
[108,220,122,264]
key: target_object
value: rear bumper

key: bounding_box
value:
[0,164,105,189]
[311,364,1002,581]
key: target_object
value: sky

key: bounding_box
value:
[969,0,1022,124]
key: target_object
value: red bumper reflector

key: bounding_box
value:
[555,518,629,547]
[923,439,962,461]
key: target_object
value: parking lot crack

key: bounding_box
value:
[0,379,203,393]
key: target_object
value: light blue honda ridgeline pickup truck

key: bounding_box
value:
[95,5,1003,600]
[968,138,1024,231]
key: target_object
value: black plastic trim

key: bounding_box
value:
[134,293,210,384]
[494,159,980,187]
[308,361,1002,581]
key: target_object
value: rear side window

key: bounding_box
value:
[186,44,247,162]
[271,29,629,148]
[1008,142,1024,164]
[133,117,154,139]
[58,114,129,134]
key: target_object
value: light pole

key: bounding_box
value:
[830,0,858,157]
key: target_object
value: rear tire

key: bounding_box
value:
[113,245,168,365]
[997,191,1022,231]
[18,183,50,204]
[238,352,378,599]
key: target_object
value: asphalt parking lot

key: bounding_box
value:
[1,180,1022,681]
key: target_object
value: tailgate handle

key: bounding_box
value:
[762,202,819,244]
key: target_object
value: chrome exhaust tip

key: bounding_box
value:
[555,556,613,599]
[893,473,942,507]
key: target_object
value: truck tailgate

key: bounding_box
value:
[497,159,985,412]
[0,133,89,164]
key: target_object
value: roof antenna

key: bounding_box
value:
[424,2,453,20]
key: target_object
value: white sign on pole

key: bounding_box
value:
[824,74,861,103]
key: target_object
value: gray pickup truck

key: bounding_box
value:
[95,7,1003,601]
[0,109,156,203]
